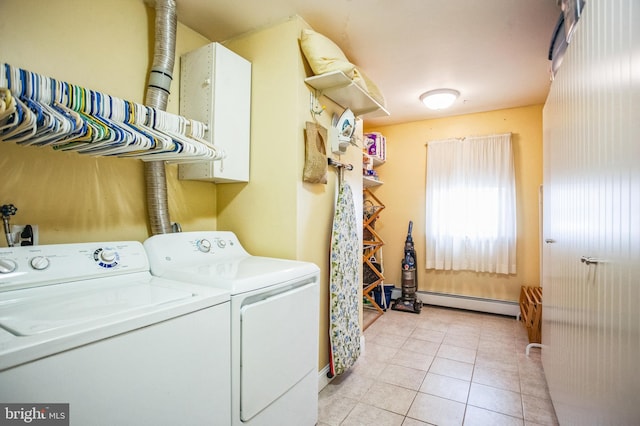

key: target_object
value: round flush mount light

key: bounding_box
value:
[419,89,460,110]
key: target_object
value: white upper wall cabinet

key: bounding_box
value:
[179,43,252,183]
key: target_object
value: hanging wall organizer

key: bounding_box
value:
[0,63,221,163]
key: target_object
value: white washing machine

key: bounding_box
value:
[144,231,320,426]
[0,241,231,426]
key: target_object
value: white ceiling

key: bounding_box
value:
[175,0,561,126]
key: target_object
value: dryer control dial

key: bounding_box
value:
[216,239,227,249]
[30,256,50,270]
[0,258,17,274]
[93,248,119,268]
[197,239,212,253]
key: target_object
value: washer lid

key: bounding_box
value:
[0,273,230,371]
[0,274,201,336]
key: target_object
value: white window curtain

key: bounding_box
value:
[425,133,516,274]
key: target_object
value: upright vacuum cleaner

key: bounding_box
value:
[391,220,423,314]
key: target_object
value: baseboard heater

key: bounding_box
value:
[405,290,520,318]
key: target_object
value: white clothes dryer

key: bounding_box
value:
[0,241,231,426]
[144,231,320,426]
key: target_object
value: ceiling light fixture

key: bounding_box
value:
[419,89,460,110]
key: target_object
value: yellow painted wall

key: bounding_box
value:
[366,105,543,302]
[223,17,363,370]
[0,1,372,373]
[0,0,216,244]
[217,20,301,259]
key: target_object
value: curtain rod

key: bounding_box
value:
[425,132,512,146]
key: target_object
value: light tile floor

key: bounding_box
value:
[318,306,558,426]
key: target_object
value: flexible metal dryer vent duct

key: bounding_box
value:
[144,0,177,235]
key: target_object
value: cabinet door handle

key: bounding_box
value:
[545,239,556,244]
[580,256,599,265]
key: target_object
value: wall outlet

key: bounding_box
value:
[10,224,38,246]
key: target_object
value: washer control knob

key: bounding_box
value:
[30,256,50,270]
[197,239,212,253]
[216,239,227,249]
[0,258,17,274]
[99,249,117,263]
[93,248,119,268]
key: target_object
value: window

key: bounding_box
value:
[425,133,516,274]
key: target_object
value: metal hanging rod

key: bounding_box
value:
[328,158,353,186]
[0,62,216,162]
[328,158,353,171]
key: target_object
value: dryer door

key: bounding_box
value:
[239,279,319,421]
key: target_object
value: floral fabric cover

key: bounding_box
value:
[329,180,361,376]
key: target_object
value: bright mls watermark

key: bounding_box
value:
[0,404,68,425]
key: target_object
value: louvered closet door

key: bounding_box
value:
[542,1,640,424]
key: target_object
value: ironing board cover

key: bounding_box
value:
[329,180,361,376]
